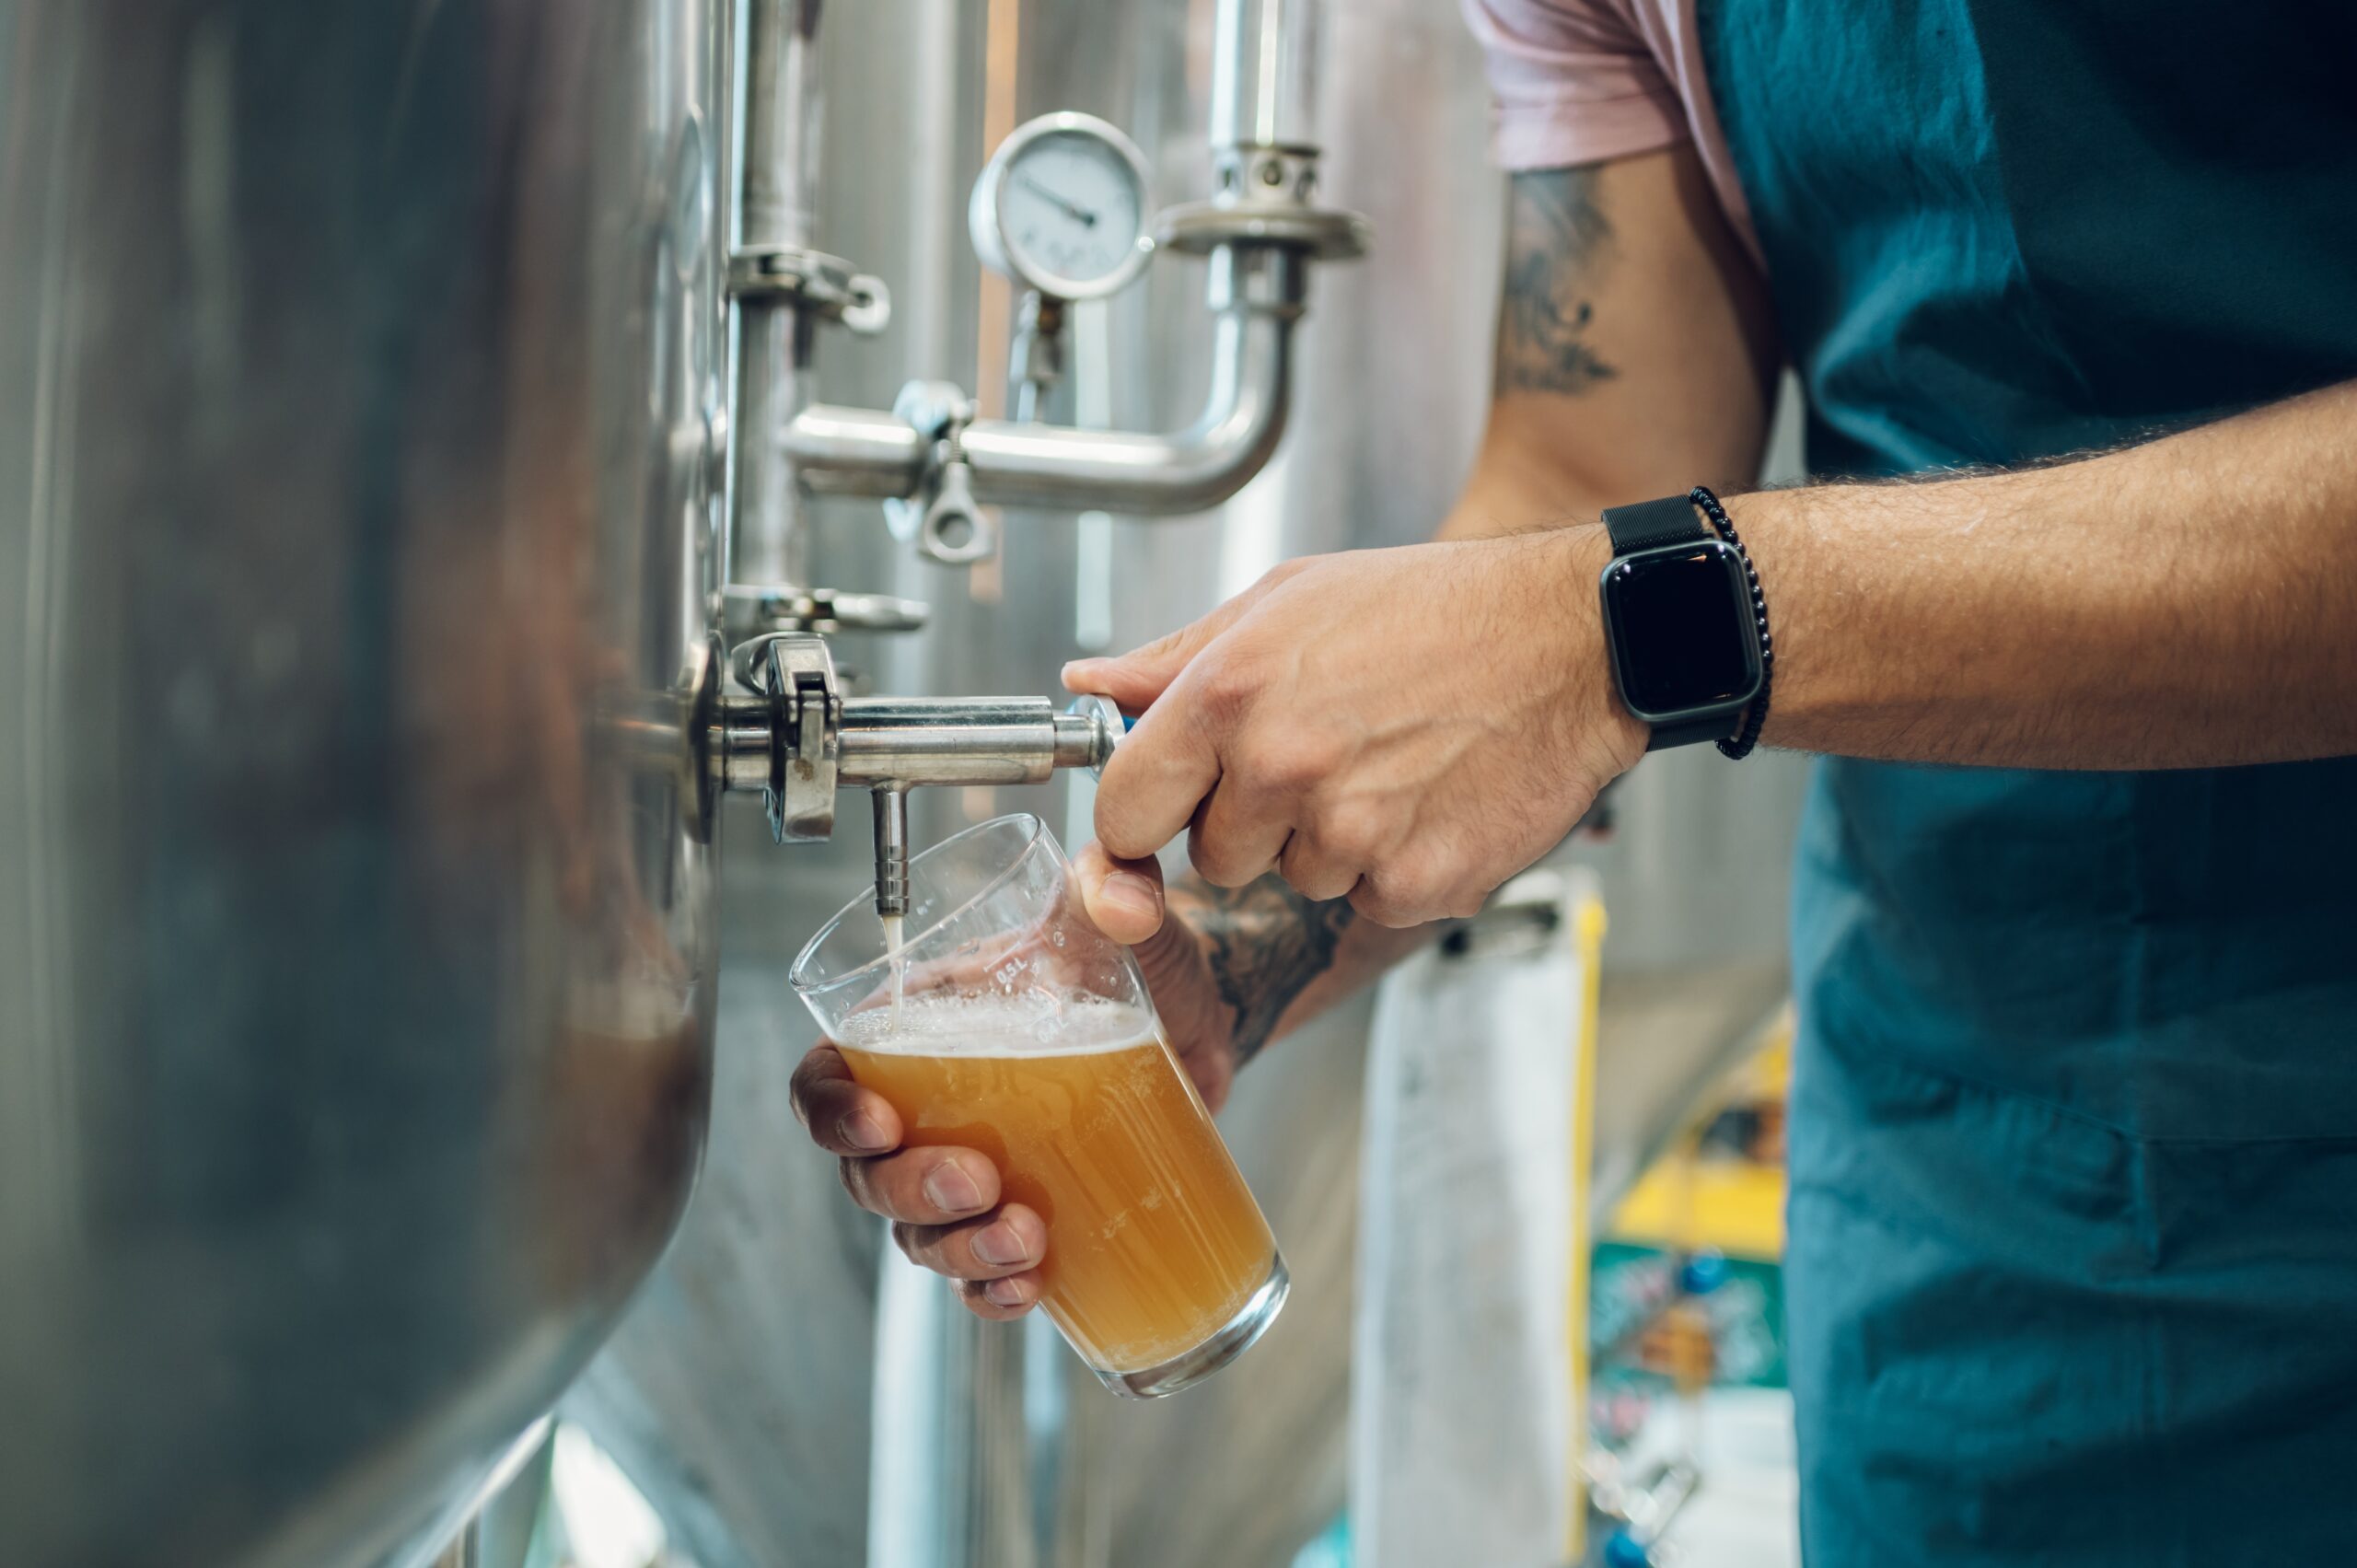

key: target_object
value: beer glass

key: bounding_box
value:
[791,814,1288,1399]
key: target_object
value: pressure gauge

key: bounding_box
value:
[969,112,1154,302]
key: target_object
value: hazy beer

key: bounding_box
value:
[838,996,1278,1376]
[795,814,1287,1398]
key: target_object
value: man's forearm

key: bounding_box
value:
[1159,876,1432,1066]
[1734,380,2357,767]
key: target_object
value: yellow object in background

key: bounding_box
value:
[1605,1020,1793,1265]
[1564,890,1608,1566]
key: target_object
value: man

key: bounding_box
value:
[795,0,2357,1560]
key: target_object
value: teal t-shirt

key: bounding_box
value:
[1697,1,2357,1560]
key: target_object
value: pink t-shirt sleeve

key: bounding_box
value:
[1461,0,1689,172]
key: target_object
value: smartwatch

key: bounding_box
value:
[1596,494,1766,750]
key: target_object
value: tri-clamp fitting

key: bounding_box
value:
[712,633,1123,918]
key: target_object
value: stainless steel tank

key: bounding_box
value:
[0,4,726,1564]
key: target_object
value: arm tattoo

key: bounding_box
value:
[1165,875,1358,1066]
[1494,168,1619,395]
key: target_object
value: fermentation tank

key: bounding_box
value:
[0,4,727,1563]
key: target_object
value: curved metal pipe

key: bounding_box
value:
[784,246,1304,516]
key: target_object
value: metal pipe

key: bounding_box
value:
[834,697,1116,788]
[838,699,1066,787]
[727,0,823,589]
[787,247,1303,514]
[1212,0,1320,153]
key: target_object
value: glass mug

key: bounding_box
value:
[791,814,1287,1399]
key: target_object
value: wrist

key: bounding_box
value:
[1713,488,1804,749]
[1555,524,1653,772]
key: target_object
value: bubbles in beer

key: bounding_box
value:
[834,992,1278,1375]
[841,991,1151,1057]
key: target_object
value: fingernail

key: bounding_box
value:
[839,1112,889,1153]
[984,1278,1028,1308]
[1100,871,1159,919]
[923,1162,983,1214]
[973,1221,1029,1267]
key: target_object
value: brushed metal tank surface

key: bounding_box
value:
[0,5,726,1564]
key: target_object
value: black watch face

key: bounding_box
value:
[1600,542,1761,720]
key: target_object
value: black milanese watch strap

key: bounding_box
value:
[1600,496,1744,750]
[1603,494,1708,556]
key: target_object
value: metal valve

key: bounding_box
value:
[714,634,1123,917]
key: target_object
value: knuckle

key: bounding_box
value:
[1256,557,1311,593]
[1277,841,1351,901]
[1187,829,1257,889]
[1315,797,1390,866]
[1352,864,1443,928]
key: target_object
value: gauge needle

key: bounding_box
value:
[1017,175,1097,228]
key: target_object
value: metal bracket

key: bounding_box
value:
[719,583,929,640]
[1156,145,1370,261]
[727,243,892,335]
[880,380,998,565]
[1008,291,1065,424]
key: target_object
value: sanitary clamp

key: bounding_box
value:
[726,633,842,844]
[726,244,893,336]
[881,380,998,565]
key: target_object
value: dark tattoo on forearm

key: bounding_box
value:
[1495,168,1619,395]
[1166,875,1359,1066]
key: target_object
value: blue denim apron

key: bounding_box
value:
[1693,2,2357,1560]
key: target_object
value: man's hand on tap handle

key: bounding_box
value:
[788,530,1649,1321]
[1065,530,1646,929]
[787,842,1232,1322]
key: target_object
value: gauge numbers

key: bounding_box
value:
[970,112,1154,302]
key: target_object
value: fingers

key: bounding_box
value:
[1061,563,1295,714]
[957,1272,1044,1318]
[1344,842,1494,928]
[1062,619,1225,715]
[838,1144,1002,1225]
[1074,564,1316,863]
[1071,840,1167,947]
[790,1044,901,1156]
[1276,830,1363,903]
[892,1202,1047,1283]
[1188,774,1295,889]
[1091,681,1227,863]
[798,1051,1049,1321]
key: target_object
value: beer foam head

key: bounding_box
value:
[838,991,1155,1057]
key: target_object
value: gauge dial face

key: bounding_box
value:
[973,116,1152,300]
